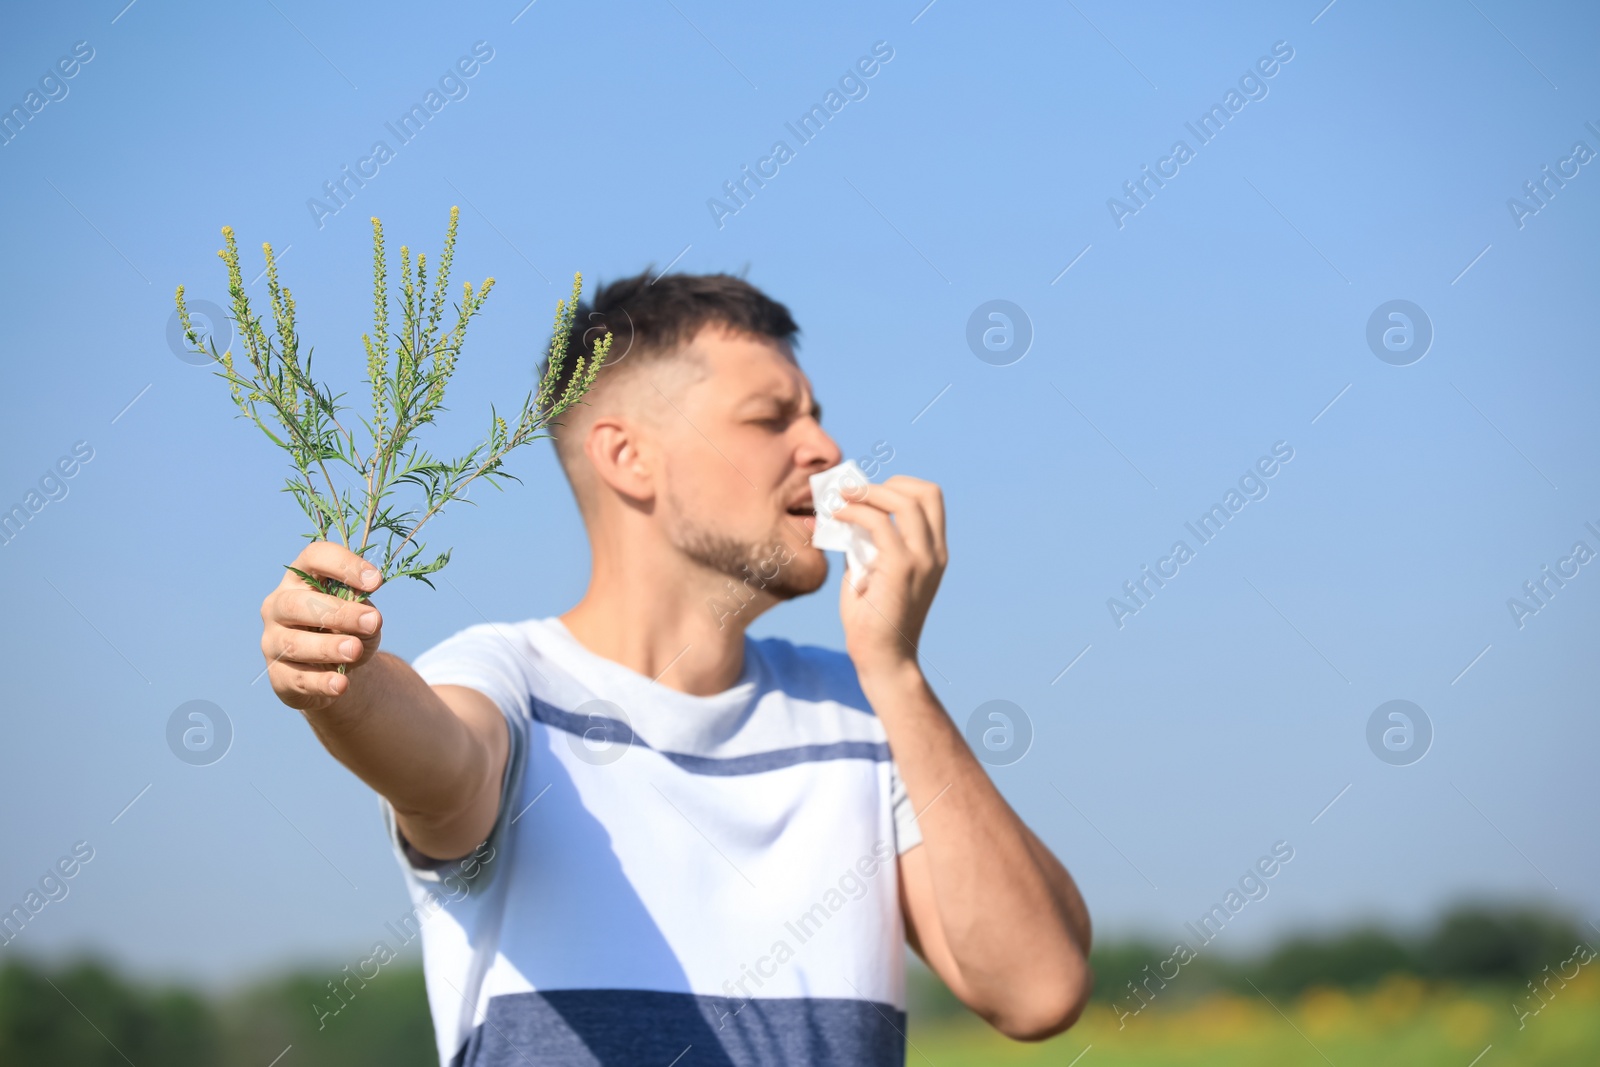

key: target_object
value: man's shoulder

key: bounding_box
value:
[414,618,543,664]
[409,619,552,707]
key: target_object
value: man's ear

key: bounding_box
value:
[584,413,655,504]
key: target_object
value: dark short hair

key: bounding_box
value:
[539,270,799,418]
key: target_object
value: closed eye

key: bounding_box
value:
[743,397,819,429]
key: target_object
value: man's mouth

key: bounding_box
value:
[785,499,817,531]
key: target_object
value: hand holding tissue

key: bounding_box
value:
[809,460,879,586]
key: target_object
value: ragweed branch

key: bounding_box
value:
[175,206,608,618]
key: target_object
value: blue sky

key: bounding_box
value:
[1,0,1596,984]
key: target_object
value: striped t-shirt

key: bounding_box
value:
[380,617,923,1067]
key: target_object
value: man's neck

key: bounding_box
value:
[559,546,767,697]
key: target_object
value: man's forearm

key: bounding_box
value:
[299,651,499,850]
[861,662,1090,1012]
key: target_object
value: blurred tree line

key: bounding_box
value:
[0,961,436,1066]
[2,903,1591,1064]
[911,901,1594,1020]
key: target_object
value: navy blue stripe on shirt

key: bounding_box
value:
[451,989,906,1067]
[529,698,891,775]
[659,742,890,776]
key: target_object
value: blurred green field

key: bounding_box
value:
[906,972,1600,1067]
[5,902,1596,1065]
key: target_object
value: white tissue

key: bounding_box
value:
[809,459,879,586]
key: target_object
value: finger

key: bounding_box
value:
[262,623,368,667]
[291,541,384,594]
[883,476,947,564]
[269,586,382,636]
[831,499,908,561]
[270,659,349,700]
[850,484,935,560]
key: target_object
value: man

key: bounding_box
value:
[259,271,1092,1066]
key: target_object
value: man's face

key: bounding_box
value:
[655,325,841,599]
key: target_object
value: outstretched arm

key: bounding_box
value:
[259,541,508,860]
[834,477,1092,1041]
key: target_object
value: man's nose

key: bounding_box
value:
[799,420,843,471]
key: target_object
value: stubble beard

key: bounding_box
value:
[673,516,823,601]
